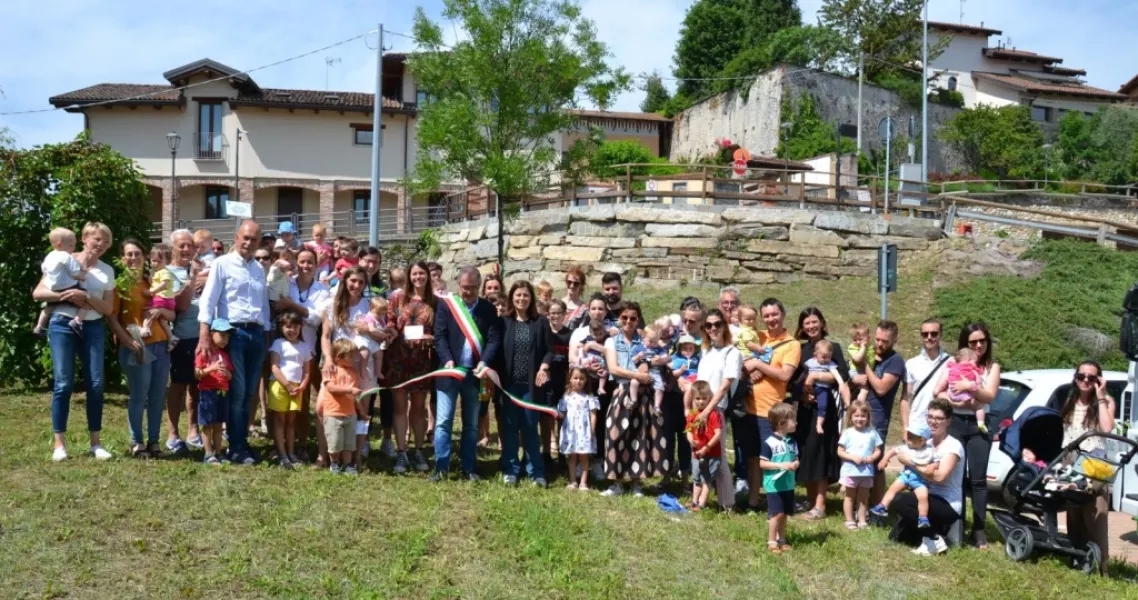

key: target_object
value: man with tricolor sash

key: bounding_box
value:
[431,266,503,480]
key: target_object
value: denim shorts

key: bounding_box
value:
[198,389,228,426]
[899,468,928,490]
[692,456,721,486]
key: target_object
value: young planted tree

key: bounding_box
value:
[409,0,630,271]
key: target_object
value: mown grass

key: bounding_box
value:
[935,239,1138,372]
[5,268,1138,598]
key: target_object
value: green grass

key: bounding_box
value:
[5,273,1138,598]
[935,239,1138,372]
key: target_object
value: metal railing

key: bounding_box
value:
[153,205,446,245]
[192,132,227,161]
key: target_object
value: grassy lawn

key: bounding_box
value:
[3,268,1138,599]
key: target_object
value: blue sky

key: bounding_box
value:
[2,0,1136,149]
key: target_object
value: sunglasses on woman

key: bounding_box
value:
[967,337,987,347]
[704,321,723,330]
[565,279,581,288]
[1075,373,1100,384]
[255,255,271,262]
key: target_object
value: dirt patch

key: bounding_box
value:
[924,236,1043,287]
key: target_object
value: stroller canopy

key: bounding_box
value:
[999,407,1064,464]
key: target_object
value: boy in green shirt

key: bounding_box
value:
[760,402,799,553]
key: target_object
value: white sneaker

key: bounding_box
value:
[380,438,397,458]
[600,484,624,497]
[931,535,948,554]
[735,479,750,495]
[631,484,644,497]
[911,537,945,556]
[52,447,68,462]
[90,445,113,461]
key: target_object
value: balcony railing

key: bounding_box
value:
[153,206,445,245]
[192,132,228,161]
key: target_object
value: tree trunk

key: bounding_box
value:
[495,190,505,279]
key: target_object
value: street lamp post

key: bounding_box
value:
[1042,143,1053,189]
[166,131,181,226]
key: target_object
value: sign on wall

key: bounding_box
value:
[225,201,253,218]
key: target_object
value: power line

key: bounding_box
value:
[0,30,375,117]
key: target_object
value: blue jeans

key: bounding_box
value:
[226,324,266,456]
[434,371,481,475]
[48,315,105,434]
[500,381,544,480]
[119,342,171,446]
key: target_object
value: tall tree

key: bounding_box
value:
[714,25,843,96]
[640,72,671,113]
[673,0,801,102]
[818,0,944,81]
[410,0,629,270]
[939,104,1044,179]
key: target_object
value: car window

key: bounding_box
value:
[989,379,1032,429]
[1106,381,1127,421]
[1044,384,1071,412]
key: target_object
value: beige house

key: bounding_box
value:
[927,21,1125,121]
[49,56,441,239]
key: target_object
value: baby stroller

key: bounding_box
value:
[991,406,1138,574]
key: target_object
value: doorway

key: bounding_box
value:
[277,187,303,218]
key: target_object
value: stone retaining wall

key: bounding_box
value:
[437,205,943,288]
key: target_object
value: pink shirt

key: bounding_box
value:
[946,361,984,402]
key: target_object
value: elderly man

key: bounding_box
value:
[198,220,272,465]
[165,229,209,453]
[431,266,502,481]
[718,286,741,334]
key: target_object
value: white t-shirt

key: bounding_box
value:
[42,250,84,290]
[905,350,949,427]
[324,297,371,342]
[53,260,113,321]
[289,278,331,348]
[926,435,966,514]
[269,338,313,383]
[697,344,741,410]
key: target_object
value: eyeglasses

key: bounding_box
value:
[720,300,739,307]
[565,280,581,288]
[968,337,988,347]
[704,321,723,330]
[1075,373,1100,384]
[920,331,940,339]
[618,316,636,323]
[927,415,947,423]
[255,256,271,262]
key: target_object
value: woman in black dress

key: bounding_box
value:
[792,307,849,520]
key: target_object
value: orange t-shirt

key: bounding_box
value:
[747,329,801,418]
[114,280,168,345]
[319,365,360,417]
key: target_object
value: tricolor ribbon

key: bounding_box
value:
[441,294,484,363]
[357,365,559,418]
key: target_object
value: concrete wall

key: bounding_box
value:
[436,204,944,287]
[929,31,991,107]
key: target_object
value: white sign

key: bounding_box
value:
[225,201,253,218]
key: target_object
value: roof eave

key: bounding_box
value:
[47,97,185,111]
[228,99,416,114]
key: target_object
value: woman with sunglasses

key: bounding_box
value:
[562,266,587,325]
[933,322,1000,550]
[691,308,741,509]
[600,300,670,496]
[1056,361,1115,573]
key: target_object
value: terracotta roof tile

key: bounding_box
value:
[1119,73,1138,96]
[49,83,182,107]
[232,88,406,111]
[983,48,1063,64]
[567,109,671,122]
[928,21,1002,36]
[972,72,1125,100]
[1044,65,1087,77]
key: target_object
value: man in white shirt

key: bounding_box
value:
[197,220,272,465]
[901,318,950,431]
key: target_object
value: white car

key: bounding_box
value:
[984,368,1130,498]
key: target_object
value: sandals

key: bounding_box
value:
[130,444,151,459]
[844,521,859,530]
[767,541,782,554]
[778,539,792,551]
[801,508,825,521]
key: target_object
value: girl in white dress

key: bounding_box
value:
[558,367,600,490]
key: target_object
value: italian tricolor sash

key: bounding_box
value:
[442,295,484,363]
[358,366,558,418]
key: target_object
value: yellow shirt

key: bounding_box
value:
[114,281,169,345]
[735,325,759,356]
[747,329,800,418]
[151,268,177,299]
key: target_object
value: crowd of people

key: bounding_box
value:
[34,219,1118,563]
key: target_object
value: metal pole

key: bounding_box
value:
[879,244,888,320]
[884,118,891,215]
[856,51,864,153]
[921,0,929,186]
[234,129,241,204]
[368,24,384,246]
[171,148,178,223]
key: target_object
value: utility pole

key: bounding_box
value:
[856,51,864,152]
[234,129,243,204]
[368,25,384,247]
[921,0,930,186]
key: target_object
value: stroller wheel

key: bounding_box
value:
[1074,541,1102,575]
[1004,526,1033,562]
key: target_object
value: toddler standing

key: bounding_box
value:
[195,318,235,465]
[558,367,600,490]
[685,381,723,511]
[761,402,799,553]
[268,311,313,469]
[871,423,938,528]
[34,227,87,336]
[836,401,883,529]
[318,339,362,475]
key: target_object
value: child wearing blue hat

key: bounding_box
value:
[194,318,235,464]
[870,422,938,529]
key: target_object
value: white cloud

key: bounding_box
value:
[3,0,1136,148]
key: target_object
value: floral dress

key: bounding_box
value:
[559,392,600,454]
[383,289,436,393]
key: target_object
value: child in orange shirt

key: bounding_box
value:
[318,339,362,475]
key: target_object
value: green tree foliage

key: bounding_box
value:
[1055,107,1138,185]
[775,93,856,160]
[587,140,679,180]
[935,240,1138,372]
[714,26,843,97]
[0,134,153,386]
[938,104,1044,179]
[673,0,801,101]
[640,72,672,113]
[409,0,629,269]
[818,0,946,81]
